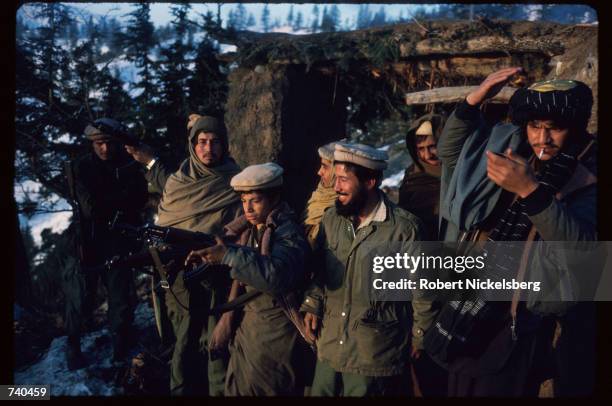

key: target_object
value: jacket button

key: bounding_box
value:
[305,298,310,303]
[341,312,346,317]
[339,340,343,345]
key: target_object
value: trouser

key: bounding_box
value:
[165,272,228,396]
[411,352,448,397]
[310,360,410,396]
[63,258,135,338]
[553,302,596,397]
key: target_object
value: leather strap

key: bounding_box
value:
[148,246,170,289]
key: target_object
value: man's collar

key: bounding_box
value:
[356,190,387,230]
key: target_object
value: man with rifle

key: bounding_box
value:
[185,162,313,396]
[63,118,148,370]
[136,115,242,396]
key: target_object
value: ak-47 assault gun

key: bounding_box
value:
[100,213,228,287]
[90,118,140,147]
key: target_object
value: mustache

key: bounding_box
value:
[531,143,559,148]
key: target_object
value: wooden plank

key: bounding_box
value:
[405,86,518,105]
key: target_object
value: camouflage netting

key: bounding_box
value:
[221,20,597,209]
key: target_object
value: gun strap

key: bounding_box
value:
[211,290,262,314]
[148,247,170,289]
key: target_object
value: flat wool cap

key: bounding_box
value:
[230,162,284,192]
[318,140,347,161]
[84,117,123,141]
[334,142,388,170]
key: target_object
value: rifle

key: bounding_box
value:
[104,216,228,288]
[64,160,85,263]
[90,118,140,147]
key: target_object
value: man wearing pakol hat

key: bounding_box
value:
[300,142,433,396]
[429,67,597,396]
[185,162,312,396]
[63,118,148,369]
[301,140,346,248]
[398,113,446,241]
[152,114,243,396]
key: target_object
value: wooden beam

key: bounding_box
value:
[405,86,518,105]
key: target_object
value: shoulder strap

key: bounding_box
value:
[510,225,538,339]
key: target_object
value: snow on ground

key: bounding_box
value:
[14,302,156,396]
[219,43,237,54]
[381,170,405,189]
[270,25,311,35]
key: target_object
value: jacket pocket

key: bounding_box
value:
[353,319,408,366]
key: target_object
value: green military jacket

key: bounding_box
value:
[221,202,311,395]
[301,193,435,377]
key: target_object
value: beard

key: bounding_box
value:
[335,184,368,217]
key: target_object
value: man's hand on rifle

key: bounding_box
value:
[185,236,228,267]
[304,312,319,339]
[125,143,155,166]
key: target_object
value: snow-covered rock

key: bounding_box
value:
[14,302,156,396]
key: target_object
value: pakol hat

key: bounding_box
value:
[334,142,388,170]
[318,140,346,162]
[84,118,123,141]
[230,162,284,192]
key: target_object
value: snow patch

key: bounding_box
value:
[219,44,237,53]
[53,133,76,144]
[14,302,156,396]
[381,170,405,189]
[29,211,72,246]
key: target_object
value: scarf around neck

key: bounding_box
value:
[301,181,337,227]
[156,149,241,232]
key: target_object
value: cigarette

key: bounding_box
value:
[538,149,544,159]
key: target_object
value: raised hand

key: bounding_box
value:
[466,67,523,106]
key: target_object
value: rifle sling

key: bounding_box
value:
[211,290,263,314]
[148,247,170,289]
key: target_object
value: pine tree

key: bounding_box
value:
[116,3,157,138]
[293,11,303,31]
[357,5,372,29]
[287,5,294,26]
[320,6,333,32]
[15,3,84,199]
[310,5,320,32]
[330,5,341,31]
[371,7,387,27]
[97,67,135,123]
[187,34,227,121]
[247,13,256,28]
[156,3,194,157]
[261,4,271,33]
[235,4,247,30]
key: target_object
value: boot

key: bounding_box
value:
[66,335,87,370]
